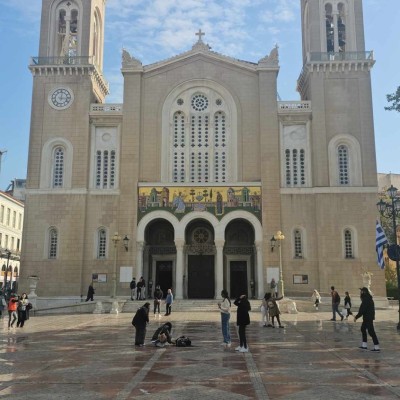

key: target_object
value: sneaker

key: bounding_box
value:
[329,319,336,321]
[341,315,344,321]
[235,346,242,351]
[358,346,368,350]
[370,348,380,352]
[316,307,319,310]
[239,347,249,353]
[263,324,267,327]
[279,325,285,328]
[267,324,273,327]
[226,342,231,348]
[221,342,227,347]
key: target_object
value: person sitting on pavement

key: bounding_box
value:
[151,322,173,347]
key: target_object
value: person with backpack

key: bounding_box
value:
[354,287,380,352]
[131,302,150,346]
[130,278,136,301]
[330,286,344,321]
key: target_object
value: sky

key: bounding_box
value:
[0,0,399,190]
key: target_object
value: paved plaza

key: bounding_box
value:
[0,308,399,399]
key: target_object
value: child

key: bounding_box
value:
[344,291,353,319]
[312,289,321,310]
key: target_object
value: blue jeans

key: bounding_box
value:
[331,302,343,320]
[221,312,231,343]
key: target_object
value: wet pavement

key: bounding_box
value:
[0,308,399,399]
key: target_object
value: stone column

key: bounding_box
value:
[255,241,264,299]
[215,240,225,299]
[135,241,145,281]
[175,239,185,299]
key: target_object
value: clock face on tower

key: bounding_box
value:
[48,87,74,110]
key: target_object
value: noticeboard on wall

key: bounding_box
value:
[92,273,107,283]
[293,274,308,284]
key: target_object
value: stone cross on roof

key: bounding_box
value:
[195,29,205,42]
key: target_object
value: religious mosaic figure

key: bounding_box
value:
[216,192,223,215]
[172,192,186,213]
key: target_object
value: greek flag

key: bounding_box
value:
[376,220,388,269]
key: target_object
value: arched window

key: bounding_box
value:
[294,229,304,258]
[164,85,235,183]
[97,229,107,259]
[48,228,58,259]
[92,8,103,67]
[328,135,362,187]
[325,3,334,52]
[337,3,346,52]
[52,147,65,188]
[56,4,79,57]
[338,144,349,185]
[344,229,353,258]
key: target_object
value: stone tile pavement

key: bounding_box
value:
[0,308,399,399]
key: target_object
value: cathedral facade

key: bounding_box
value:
[20,0,385,300]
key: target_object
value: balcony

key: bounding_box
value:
[308,51,374,62]
[278,101,311,114]
[90,104,123,115]
[29,56,109,98]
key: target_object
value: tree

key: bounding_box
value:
[385,86,400,112]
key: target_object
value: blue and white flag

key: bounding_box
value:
[376,220,388,269]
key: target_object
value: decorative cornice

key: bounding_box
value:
[257,45,280,71]
[121,49,143,72]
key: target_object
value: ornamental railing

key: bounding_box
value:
[31,56,97,66]
[308,51,374,62]
[90,104,123,113]
[278,101,311,112]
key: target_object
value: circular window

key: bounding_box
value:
[191,94,209,111]
[177,98,184,105]
[193,228,210,244]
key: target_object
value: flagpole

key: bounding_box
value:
[377,185,400,330]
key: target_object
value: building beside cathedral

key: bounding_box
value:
[20,0,386,300]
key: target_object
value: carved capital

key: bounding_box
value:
[255,241,263,252]
[215,239,225,249]
[175,239,185,251]
[136,241,145,252]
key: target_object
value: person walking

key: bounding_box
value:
[354,287,380,352]
[234,294,251,353]
[85,284,95,302]
[131,302,150,346]
[164,288,173,316]
[218,289,231,347]
[130,278,136,301]
[344,291,353,319]
[16,293,29,328]
[312,289,321,310]
[7,293,19,329]
[153,285,163,316]
[330,286,344,321]
[261,292,272,327]
[265,292,284,328]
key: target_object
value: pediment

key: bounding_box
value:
[121,41,279,74]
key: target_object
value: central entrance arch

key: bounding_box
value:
[185,220,215,298]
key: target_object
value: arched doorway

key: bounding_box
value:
[145,219,175,298]
[185,220,215,298]
[224,219,255,299]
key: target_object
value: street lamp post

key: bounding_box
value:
[2,250,11,295]
[270,231,285,297]
[377,184,400,330]
[111,233,130,298]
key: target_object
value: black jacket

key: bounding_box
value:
[154,288,163,300]
[355,294,375,321]
[234,296,251,326]
[132,306,149,328]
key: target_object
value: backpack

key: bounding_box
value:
[130,280,136,289]
[334,292,341,303]
[175,336,191,347]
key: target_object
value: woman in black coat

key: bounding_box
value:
[132,302,150,346]
[234,294,251,353]
[354,287,380,352]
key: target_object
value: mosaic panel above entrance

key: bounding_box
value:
[138,185,261,221]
